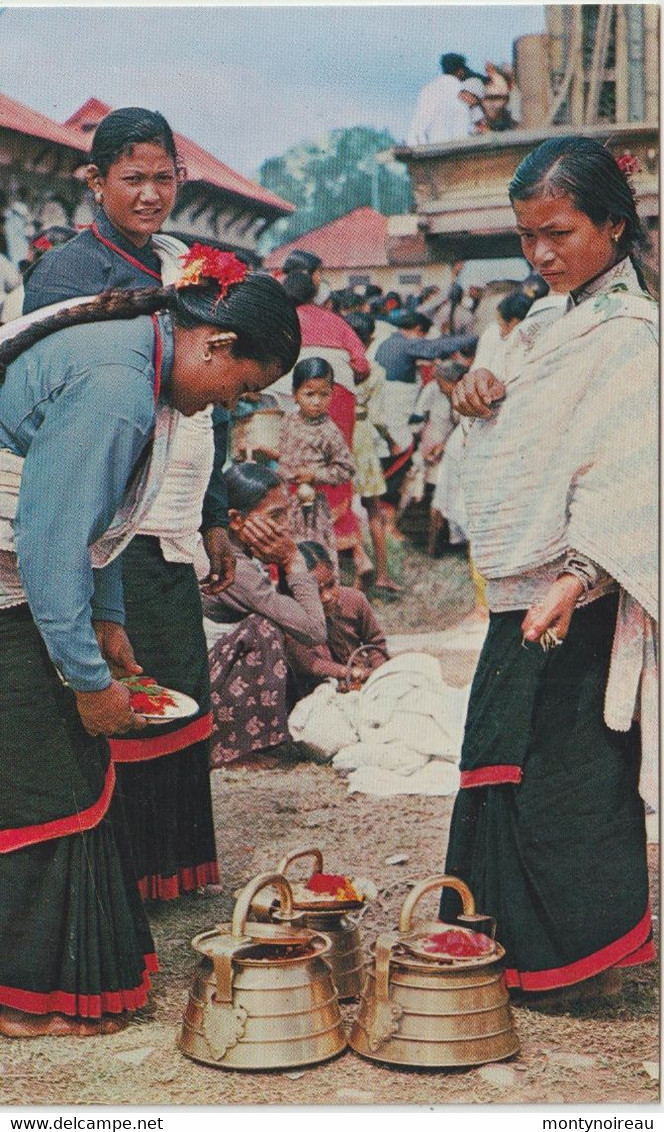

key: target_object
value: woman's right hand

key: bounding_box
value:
[452,368,506,418]
[241,514,298,571]
[75,680,148,737]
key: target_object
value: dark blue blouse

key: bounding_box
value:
[22,211,229,528]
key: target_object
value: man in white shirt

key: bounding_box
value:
[407,52,485,146]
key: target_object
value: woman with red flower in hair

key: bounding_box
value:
[21,107,264,904]
[0,255,300,1036]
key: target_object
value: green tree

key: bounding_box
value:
[258,126,413,253]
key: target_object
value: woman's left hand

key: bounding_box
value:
[92,620,142,678]
[521,574,585,646]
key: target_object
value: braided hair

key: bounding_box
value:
[0,274,301,382]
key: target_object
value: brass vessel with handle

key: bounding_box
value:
[349,875,519,1068]
[179,872,347,1069]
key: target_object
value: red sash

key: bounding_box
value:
[90,222,162,282]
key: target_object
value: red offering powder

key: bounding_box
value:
[306,873,360,902]
[124,676,178,716]
[422,929,494,958]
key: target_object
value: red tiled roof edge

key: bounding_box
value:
[64,98,294,215]
[264,207,389,270]
[0,93,89,153]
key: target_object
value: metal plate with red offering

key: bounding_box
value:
[121,676,198,725]
[401,925,503,966]
[288,873,367,912]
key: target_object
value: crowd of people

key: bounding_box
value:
[0,101,657,1043]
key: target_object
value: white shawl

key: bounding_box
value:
[461,262,658,746]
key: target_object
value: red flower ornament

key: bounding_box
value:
[616,152,641,177]
[177,242,248,300]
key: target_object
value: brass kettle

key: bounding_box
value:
[178,872,347,1070]
[276,848,367,1000]
[350,875,519,1068]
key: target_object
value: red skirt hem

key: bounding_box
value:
[138,860,220,901]
[0,761,115,854]
[0,952,159,1018]
[460,765,523,788]
[504,906,655,990]
[109,712,213,762]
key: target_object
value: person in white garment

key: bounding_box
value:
[407,52,485,145]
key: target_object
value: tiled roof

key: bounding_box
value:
[64,99,294,215]
[0,93,88,152]
[265,207,389,270]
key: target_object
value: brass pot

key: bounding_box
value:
[276,848,367,1000]
[178,872,347,1070]
[350,875,519,1068]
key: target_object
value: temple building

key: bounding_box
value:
[0,94,294,263]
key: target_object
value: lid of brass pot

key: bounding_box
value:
[193,873,330,968]
[396,875,503,968]
[277,847,377,912]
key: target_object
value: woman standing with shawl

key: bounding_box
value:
[23,108,235,901]
[441,137,657,1000]
[0,263,300,1036]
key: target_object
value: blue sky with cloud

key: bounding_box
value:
[1,4,545,176]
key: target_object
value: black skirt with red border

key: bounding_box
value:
[0,605,156,1016]
[441,594,655,990]
[109,536,219,899]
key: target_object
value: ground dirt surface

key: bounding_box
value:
[0,544,659,1108]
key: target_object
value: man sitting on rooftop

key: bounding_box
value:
[407,52,485,146]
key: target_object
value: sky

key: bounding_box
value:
[1,4,545,178]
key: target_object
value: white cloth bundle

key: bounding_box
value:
[289,653,470,796]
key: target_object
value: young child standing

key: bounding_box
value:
[278,357,355,577]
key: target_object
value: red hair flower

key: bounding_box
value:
[177,243,248,300]
[616,152,641,177]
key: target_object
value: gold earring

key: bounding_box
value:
[611,231,621,244]
[94,191,103,204]
[202,331,237,361]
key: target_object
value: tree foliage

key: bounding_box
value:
[258,126,413,253]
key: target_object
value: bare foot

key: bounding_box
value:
[0,1006,128,1038]
[374,577,403,593]
[518,969,623,1012]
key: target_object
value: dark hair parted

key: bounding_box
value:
[282,249,322,276]
[282,269,317,307]
[298,540,334,571]
[292,355,334,393]
[0,275,301,381]
[224,462,282,516]
[508,136,645,256]
[91,107,179,177]
[343,311,375,346]
[496,290,535,324]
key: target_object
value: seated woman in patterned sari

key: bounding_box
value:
[202,464,327,766]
